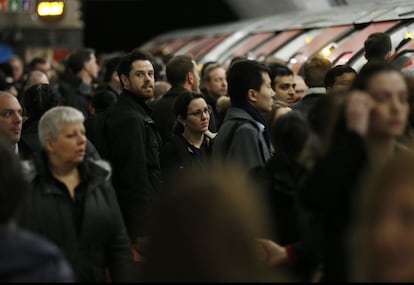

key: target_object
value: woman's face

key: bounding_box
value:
[47,121,87,165]
[369,181,414,282]
[367,70,409,138]
[184,98,210,134]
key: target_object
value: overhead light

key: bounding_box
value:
[36,1,65,17]
[320,43,338,58]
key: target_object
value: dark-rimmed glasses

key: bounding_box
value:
[187,106,212,118]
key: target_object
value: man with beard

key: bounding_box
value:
[104,50,162,261]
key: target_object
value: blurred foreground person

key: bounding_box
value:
[352,153,414,282]
[257,61,411,282]
[17,106,137,282]
[299,60,410,281]
[141,165,288,282]
[0,133,74,282]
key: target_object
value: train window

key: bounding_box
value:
[327,21,400,65]
[287,25,354,73]
[346,21,414,71]
[392,50,414,69]
[250,30,302,61]
[194,34,229,61]
[217,32,273,66]
[388,21,414,53]
[149,38,193,57]
[271,29,324,62]
[174,36,211,55]
[180,36,219,57]
[350,53,367,72]
[334,52,354,66]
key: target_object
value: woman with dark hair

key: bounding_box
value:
[298,60,411,281]
[18,83,100,161]
[160,91,212,181]
[258,61,411,282]
[19,83,61,160]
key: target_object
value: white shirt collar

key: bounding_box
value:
[303,87,326,97]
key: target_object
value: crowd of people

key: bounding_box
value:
[1,31,414,282]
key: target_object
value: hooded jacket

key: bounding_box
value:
[17,153,137,282]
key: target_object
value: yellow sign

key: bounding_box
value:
[37,1,64,16]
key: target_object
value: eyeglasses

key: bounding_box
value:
[187,106,212,118]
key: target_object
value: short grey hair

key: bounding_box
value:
[38,106,84,149]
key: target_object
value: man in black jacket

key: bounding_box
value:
[58,48,99,119]
[104,50,162,249]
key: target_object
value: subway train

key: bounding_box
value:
[138,0,414,73]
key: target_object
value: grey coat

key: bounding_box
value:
[212,107,271,170]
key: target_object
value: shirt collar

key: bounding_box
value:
[304,87,326,97]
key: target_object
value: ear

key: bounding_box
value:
[385,51,392,61]
[187,72,194,85]
[363,51,367,60]
[112,71,119,82]
[177,115,186,126]
[120,74,129,88]
[44,137,56,153]
[82,61,88,72]
[247,89,257,103]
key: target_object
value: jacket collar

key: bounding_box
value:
[303,87,326,97]
[119,89,152,115]
[224,107,264,130]
[23,152,111,196]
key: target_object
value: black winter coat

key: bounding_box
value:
[161,134,212,182]
[151,86,189,144]
[104,90,162,240]
[17,153,138,282]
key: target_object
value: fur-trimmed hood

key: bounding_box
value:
[21,153,113,186]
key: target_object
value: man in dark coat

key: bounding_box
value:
[292,55,332,117]
[58,48,99,119]
[104,50,162,246]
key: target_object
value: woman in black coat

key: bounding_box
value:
[161,91,213,181]
[17,106,137,282]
